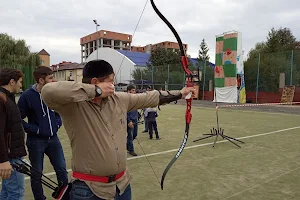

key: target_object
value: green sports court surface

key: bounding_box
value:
[2,101,300,200]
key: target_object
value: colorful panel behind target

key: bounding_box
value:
[214,31,246,103]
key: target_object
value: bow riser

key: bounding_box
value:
[186,100,192,124]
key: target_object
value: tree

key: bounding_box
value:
[132,67,150,81]
[147,47,181,68]
[244,27,300,92]
[198,39,210,62]
[132,47,182,86]
[0,33,41,90]
[0,33,41,68]
[266,27,297,52]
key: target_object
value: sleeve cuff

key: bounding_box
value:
[83,84,97,99]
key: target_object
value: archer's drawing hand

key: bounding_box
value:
[180,86,196,99]
[96,82,115,98]
[0,161,13,180]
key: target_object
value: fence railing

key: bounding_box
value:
[130,50,300,102]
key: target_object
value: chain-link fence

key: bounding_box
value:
[130,50,300,102]
[245,50,300,92]
[243,50,300,103]
[131,63,188,91]
[130,62,214,99]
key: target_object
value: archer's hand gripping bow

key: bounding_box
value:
[149,0,194,190]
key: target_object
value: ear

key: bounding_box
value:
[90,78,98,85]
[9,79,15,85]
[38,77,45,84]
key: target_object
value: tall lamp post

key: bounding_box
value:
[93,19,100,59]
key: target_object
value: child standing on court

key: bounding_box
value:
[144,107,160,140]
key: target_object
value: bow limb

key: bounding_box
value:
[150,0,193,190]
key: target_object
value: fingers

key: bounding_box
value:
[0,169,12,180]
[97,82,115,97]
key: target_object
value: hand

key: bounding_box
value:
[96,82,115,98]
[180,86,196,99]
[0,161,13,180]
[128,121,134,128]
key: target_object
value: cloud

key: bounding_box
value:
[0,0,299,65]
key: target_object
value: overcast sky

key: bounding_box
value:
[1,0,300,65]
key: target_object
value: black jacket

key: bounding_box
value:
[0,87,27,163]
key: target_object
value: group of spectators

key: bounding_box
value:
[126,85,160,156]
[0,67,68,200]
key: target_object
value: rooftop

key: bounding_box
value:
[51,62,85,71]
[38,49,50,56]
[117,50,215,68]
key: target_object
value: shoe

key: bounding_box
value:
[156,137,161,140]
[142,130,147,133]
[129,151,137,156]
[149,137,153,140]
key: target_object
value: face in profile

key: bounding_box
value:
[11,77,23,94]
[40,74,54,85]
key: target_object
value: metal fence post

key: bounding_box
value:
[290,50,294,85]
[202,60,206,100]
[167,64,170,90]
[255,53,261,104]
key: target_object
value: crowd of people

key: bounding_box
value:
[0,59,195,200]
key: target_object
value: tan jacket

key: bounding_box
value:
[41,81,168,199]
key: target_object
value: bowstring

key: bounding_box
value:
[119,0,160,185]
[135,137,160,185]
[114,0,149,83]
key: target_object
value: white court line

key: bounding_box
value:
[1,126,300,183]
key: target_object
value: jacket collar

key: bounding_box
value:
[0,86,16,101]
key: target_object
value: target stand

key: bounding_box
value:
[193,127,244,148]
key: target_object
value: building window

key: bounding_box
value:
[41,60,45,65]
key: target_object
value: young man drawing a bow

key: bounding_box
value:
[41,59,195,200]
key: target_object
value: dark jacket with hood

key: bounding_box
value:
[0,87,27,163]
[17,84,62,138]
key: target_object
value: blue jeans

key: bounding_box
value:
[127,119,138,152]
[70,180,132,200]
[127,126,134,152]
[0,158,25,200]
[144,118,148,131]
[26,135,68,200]
[132,119,138,140]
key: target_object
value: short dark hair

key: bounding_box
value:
[127,85,135,91]
[82,75,111,84]
[33,66,53,83]
[82,60,114,84]
[0,68,24,86]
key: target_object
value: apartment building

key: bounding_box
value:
[131,41,188,53]
[80,30,132,62]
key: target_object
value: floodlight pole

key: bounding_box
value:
[93,20,100,59]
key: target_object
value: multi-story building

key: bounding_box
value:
[80,30,132,62]
[38,49,50,67]
[131,41,188,54]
